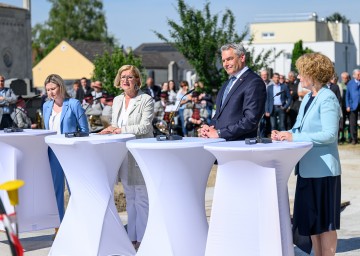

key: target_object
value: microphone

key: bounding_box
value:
[156,89,195,141]
[64,96,102,138]
[3,95,41,133]
[245,90,286,144]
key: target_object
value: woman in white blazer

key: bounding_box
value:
[100,65,154,251]
[271,53,341,256]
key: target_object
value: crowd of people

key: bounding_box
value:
[258,68,359,145]
[2,67,358,145]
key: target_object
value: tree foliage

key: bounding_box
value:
[92,48,143,96]
[247,45,283,73]
[32,0,114,65]
[325,12,349,24]
[153,0,274,93]
[291,40,313,72]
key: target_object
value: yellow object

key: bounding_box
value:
[0,180,25,206]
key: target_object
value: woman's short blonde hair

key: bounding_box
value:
[114,65,142,89]
[296,53,334,85]
[44,74,70,99]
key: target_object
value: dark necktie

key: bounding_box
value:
[221,76,237,106]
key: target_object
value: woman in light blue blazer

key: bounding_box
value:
[43,74,89,235]
[271,53,341,256]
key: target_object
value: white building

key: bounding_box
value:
[247,12,360,77]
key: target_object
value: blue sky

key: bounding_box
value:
[3,0,360,49]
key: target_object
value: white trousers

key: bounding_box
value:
[119,155,149,242]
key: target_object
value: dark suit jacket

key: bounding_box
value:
[328,83,341,105]
[143,85,161,102]
[210,68,266,141]
[76,85,93,103]
[265,83,292,114]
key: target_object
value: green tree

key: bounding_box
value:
[291,40,313,72]
[326,12,349,24]
[153,0,273,93]
[92,48,143,96]
[32,0,114,65]
[247,46,282,73]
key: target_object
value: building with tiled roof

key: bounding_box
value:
[134,42,195,87]
[32,40,113,88]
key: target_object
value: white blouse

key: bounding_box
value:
[117,98,135,128]
[49,109,62,134]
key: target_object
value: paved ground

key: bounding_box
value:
[1,144,359,255]
[289,144,360,255]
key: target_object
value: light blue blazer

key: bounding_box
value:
[43,98,89,133]
[291,87,341,178]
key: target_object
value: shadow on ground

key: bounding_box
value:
[337,237,360,253]
[1,234,53,252]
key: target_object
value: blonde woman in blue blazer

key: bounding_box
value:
[43,74,89,235]
[272,53,341,256]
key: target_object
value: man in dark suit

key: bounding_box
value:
[327,80,341,105]
[76,77,93,103]
[265,73,292,131]
[143,77,161,102]
[0,74,18,129]
[345,69,360,144]
[199,42,266,141]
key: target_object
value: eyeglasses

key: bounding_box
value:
[120,75,135,81]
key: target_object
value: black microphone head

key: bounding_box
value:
[94,95,104,101]
[185,88,195,96]
[275,90,286,97]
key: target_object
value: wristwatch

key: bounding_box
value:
[217,129,221,137]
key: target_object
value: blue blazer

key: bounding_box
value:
[210,68,266,141]
[43,98,89,133]
[345,79,360,111]
[291,87,341,178]
[265,83,292,113]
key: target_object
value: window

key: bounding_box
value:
[262,32,275,39]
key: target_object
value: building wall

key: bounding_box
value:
[327,22,349,43]
[251,21,318,44]
[349,24,360,66]
[32,40,94,87]
[248,41,357,77]
[0,6,32,80]
[316,22,333,42]
[250,19,360,77]
[250,21,352,45]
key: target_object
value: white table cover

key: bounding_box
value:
[45,133,136,256]
[204,141,313,256]
[126,137,224,256]
[0,129,59,232]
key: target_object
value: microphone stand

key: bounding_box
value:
[3,95,41,133]
[245,89,286,144]
[156,89,195,141]
[64,96,103,138]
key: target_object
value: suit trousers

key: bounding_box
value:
[349,104,360,142]
[270,106,286,131]
[0,114,12,129]
[120,154,149,242]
